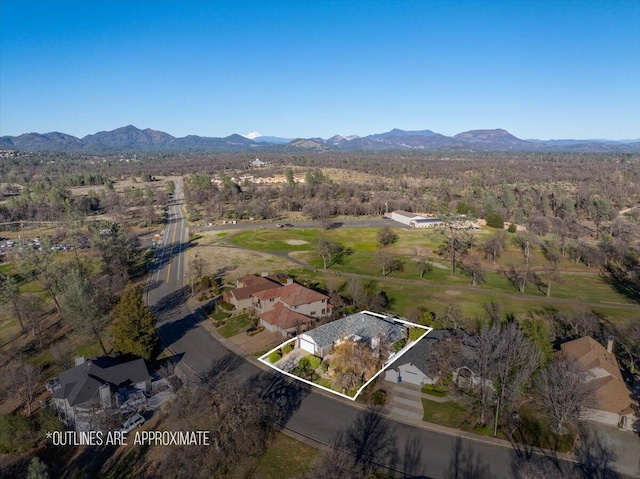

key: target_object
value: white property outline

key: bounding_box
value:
[258,311,433,401]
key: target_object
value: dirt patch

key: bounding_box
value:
[191,244,295,284]
[228,330,282,354]
[285,239,308,246]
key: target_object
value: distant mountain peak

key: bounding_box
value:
[243,132,262,139]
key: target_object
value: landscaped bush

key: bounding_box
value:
[421,383,449,397]
[219,301,234,311]
[282,344,293,354]
[200,275,213,288]
[372,389,387,405]
[409,328,426,341]
[269,350,282,364]
[393,338,406,352]
[300,355,321,370]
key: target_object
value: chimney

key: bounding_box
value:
[74,356,85,366]
[99,384,111,408]
[286,277,294,285]
[607,336,614,354]
[261,271,269,277]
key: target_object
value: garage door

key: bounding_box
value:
[298,335,316,355]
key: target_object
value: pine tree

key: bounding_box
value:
[111,284,158,360]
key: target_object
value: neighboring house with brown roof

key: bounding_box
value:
[561,336,637,431]
[259,303,315,337]
[252,283,331,318]
[223,274,282,310]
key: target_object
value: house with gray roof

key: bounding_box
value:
[51,355,151,431]
[384,329,448,386]
[297,311,407,358]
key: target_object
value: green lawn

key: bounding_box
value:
[511,406,575,453]
[209,310,231,321]
[230,229,317,251]
[217,313,253,338]
[238,432,319,479]
[422,398,471,428]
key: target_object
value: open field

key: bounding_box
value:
[201,226,640,324]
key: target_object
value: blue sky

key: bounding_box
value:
[1,0,639,140]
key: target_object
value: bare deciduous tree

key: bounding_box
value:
[535,353,596,434]
[375,251,404,277]
[10,359,42,415]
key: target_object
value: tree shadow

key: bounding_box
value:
[444,437,492,479]
[150,284,190,316]
[401,433,428,478]
[155,310,204,351]
[245,370,311,427]
[573,426,622,479]
[600,262,640,304]
[333,406,399,475]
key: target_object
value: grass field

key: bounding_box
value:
[217,313,253,338]
[248,432,320,479]
[422,398,471,429]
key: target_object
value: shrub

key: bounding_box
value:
[409,328,426,341]
[507,223,517,233]
[219,301,234,311]
[300,355,321,370]
[282,344,293,354]
[268,350,282,364]
[372,389,387,405]
[393,338,406,352]
[200,275,212,289]
[485,212,505,229]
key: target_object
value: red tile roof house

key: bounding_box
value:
[254,283,332,337]
[259,303,315,337]
[252,283,332,317]
[561,336,637,431]
[222,274,282,310]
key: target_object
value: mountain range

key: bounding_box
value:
[1,125,638,153]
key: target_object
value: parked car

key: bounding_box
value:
[116,413,145,434]
[284,223,294,227]
[275,223,284,228]
[246,326,264,336]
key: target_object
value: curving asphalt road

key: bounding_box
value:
[145,181,636,479]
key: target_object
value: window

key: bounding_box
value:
[310,311,316,316]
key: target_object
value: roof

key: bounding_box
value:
[304,311,406,349]
[260,305,314,330]
[560,337,631,415]
[392,210,421,219]
[391,329,449,375]
[53,356,151,407]
[561,337,623,381]
[588,375,634,414]
[237,274,281,288]
[253,283,327,307]
[229,281,281,301]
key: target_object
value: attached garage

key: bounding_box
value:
[298,334,317,355]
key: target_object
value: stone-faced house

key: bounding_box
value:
[51,355,151,431]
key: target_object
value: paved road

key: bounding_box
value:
[145,180,637,479]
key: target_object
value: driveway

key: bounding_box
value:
[387,380,424,421]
